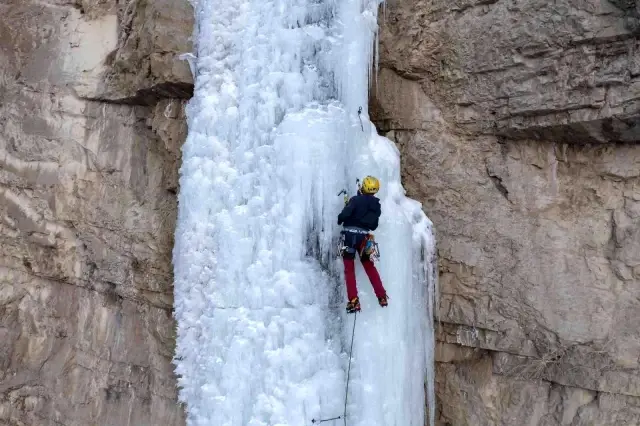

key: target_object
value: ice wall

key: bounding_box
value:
[172,1,437,425]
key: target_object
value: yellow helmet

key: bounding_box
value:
[361,176,380,194]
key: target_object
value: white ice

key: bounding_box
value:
[172,1,438,426]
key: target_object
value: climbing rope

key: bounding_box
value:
[343,311,357,426]
[311,312,358,425]
[357,106,364,131]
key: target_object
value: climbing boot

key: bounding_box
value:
[346,297,361,314]
[378,295,388,307]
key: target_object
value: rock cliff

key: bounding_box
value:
[373,0,640,424]
[0,0,192,424]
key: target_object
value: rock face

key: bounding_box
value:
[373,1,640,425]
[0,0,192,424]
[378,0,640,145]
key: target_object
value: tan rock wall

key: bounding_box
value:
[374,1,640,424]
[0,0,192,424]
[379,0,640,143]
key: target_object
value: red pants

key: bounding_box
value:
[343,257,386,300]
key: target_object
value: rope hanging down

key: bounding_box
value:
[342,311,357,426]
[311,312,358,425]
[357,107,363,131]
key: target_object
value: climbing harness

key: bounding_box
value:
[311,312,358,425]
[343,226,369,235]
[335,179,380,262]
[337,230,379,262]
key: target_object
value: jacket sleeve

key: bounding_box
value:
[370,200,381,230]
[338,198,355,225]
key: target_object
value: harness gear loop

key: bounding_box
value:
[358,234,380,262]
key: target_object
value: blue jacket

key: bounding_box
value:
[337,194,381,231]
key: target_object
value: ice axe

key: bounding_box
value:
[338,179,361,205]
[337,189,348,205]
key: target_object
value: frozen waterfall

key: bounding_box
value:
[172,0,438,425]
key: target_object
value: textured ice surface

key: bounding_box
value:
[173,1,437,425]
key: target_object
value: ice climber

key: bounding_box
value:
[337,175,388,313]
